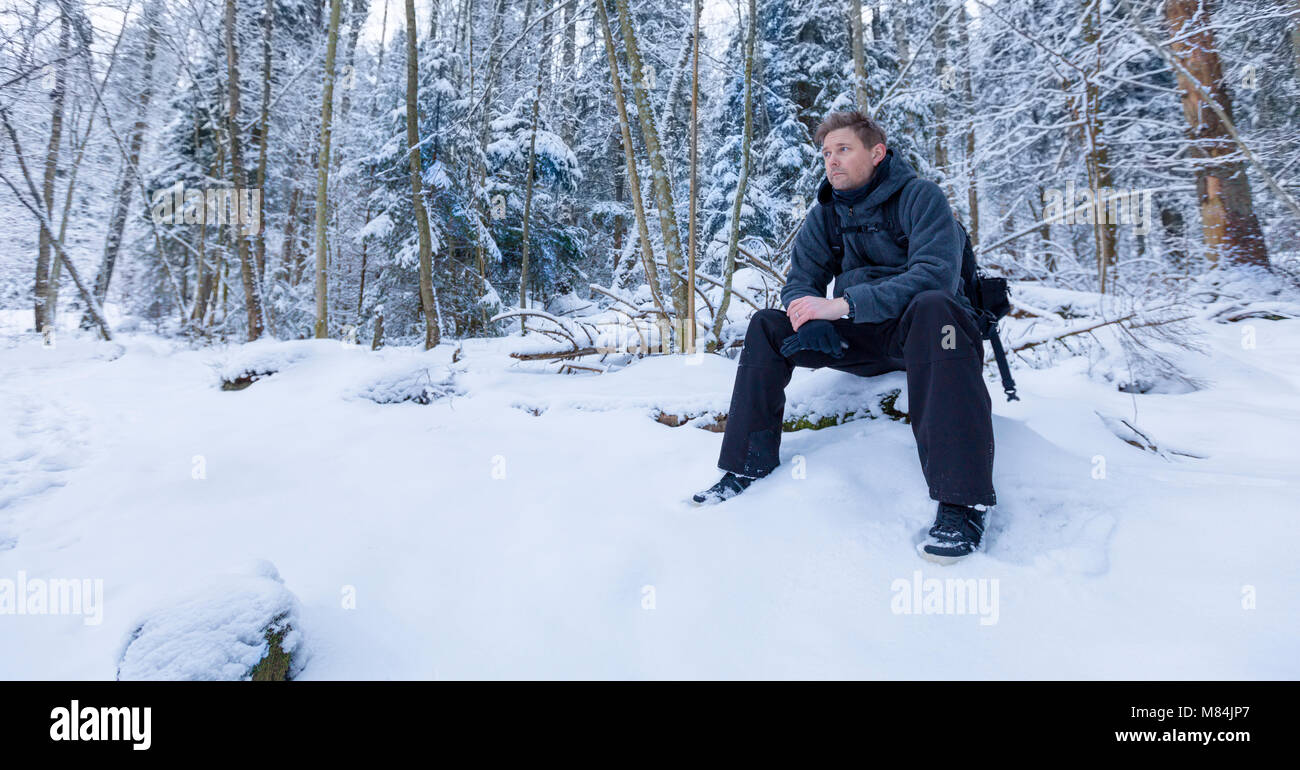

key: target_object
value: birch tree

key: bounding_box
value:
[405,0,439,349]
[313,0,343,338]
[225,0,266,340]
[615,0,689,325]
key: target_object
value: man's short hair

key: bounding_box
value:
[814,110,887,150]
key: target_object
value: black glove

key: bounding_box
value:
[779,319,846,358]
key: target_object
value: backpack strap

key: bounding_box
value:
[822,201,844,271]
[986,327,1019,401]
[821,185,909,273]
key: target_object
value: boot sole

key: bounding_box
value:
[916,545,971,565]
[915,536,978,565]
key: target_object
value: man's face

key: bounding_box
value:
[821,127,886,190]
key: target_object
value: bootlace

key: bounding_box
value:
[934,503,978,539]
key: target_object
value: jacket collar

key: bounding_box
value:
[816,148,917,211]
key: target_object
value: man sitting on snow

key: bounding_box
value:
[691,110,997,564]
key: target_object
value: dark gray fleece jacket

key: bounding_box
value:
[780,149,972,324]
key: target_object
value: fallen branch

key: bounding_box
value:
[511,348,603,361]
[688,269,762,311]
[587,284,666,317]
[1010,312,1139,352]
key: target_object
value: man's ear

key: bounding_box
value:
[871,144,886,165]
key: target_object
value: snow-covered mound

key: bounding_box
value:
[115,560,307,681]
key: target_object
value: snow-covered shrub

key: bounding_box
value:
[351,362,463,405]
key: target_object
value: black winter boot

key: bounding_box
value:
[691,471,757,505]
[917,502,989,564]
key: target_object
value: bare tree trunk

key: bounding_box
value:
[615,0,688,324]
[312,0,343,338]
[0,110,112,340]
[225,0,267,340]
[1034,183,1055,272]
[405,0,439,349]
[893,0,910,70]
[1161,204,1188,270]
[518,2,550,327]
[472,0,508,330]
[850,0,869,111]
[1082,0,1116,291]
[83,0,161,330]
[339,0,369,120]
[1163,0,1269,268]
[560,0,577,161]
[354,0,388,326]
[686,0,700,353]
[254,0,274,286]
[513,0,535,84]
[34,13,69,334]
[710,0,756,352]
[43,11,130,327]
[194,136,224,323]
[611,138,625,254]
[283,162,303,287]
[595,0,665,317]
[933,3,950,184]
[958,2,979,245]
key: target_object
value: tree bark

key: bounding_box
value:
[958,2,979,246]
[933,3,950,183]
[225,0,267,340]
[405,0,440,349]
[254,0,274,285]
[194,136,225,323]
[1163,0,1269,268]
[893,0,910,70]
[518,2,550,327]
[595,0,664,317]
[1082,0,1116,291]
[34,13,69,334]
[686,0,700,353]
[615,0,688,325]
[560,0,577,156]
[850,0,869,111]
[472,0,508,331]
[313,0,343,338]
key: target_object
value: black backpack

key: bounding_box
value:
[822,189,1019,401]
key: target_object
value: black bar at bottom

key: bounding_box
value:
[0,680,1287,756]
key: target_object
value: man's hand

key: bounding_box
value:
[779,320,846,358]
[786,295,851,331]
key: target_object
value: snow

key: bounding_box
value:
[355,212,394,242]
[115,559,307,681]
[1,304,1297,679]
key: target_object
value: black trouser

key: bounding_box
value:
[717,290,996,506]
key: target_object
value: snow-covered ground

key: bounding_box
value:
[1,298,1298,679]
